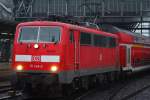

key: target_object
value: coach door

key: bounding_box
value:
[126,45,132,70]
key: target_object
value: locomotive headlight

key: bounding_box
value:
[34,44,39,49]
[51,65,58,72]
[16,65,23,71]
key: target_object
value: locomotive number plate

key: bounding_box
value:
[30,64,43,69]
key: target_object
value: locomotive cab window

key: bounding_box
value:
[39,27,60,43]
[19,26,61,43]
[19,27,38,42]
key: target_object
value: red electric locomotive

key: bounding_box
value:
[11,21,150,96]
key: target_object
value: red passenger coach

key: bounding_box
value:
[101,25,150,72]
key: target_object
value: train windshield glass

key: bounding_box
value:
[19,27,38,42]
[19,26,61,43]
[39,27,60,42]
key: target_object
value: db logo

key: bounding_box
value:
[32,56,41,62]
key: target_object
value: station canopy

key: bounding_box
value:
[0,0,149,37]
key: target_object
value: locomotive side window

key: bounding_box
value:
[93,34,107,47]
[93,34,116,48]
[19,27,38,42]
[79,32,116,48]
[70,31,74,43]
[109,37,117,48]
[80,32,92,45]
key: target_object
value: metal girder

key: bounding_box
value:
[0,0,14,21]
[13,0,150,36]
[14,0,34,17]
[13,0,150,17]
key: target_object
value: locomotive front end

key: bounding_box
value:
[11,22,64,96]
[13,25,61,73]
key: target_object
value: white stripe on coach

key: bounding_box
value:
[41,55,60,62]
[15,55,32,62]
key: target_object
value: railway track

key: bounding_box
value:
[0,81,22,100]
[0,92,22,100]
[0,85,11,94]
[74,89,97,100]
[74,71,150,100]
[109,72,150,100]
[120,84,150,100]
[0,82,11,93]
[0,72,150,100]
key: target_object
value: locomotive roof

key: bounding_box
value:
[17,21,117,38]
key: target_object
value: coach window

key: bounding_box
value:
[80,32,92,45]
[70,31,74,43]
